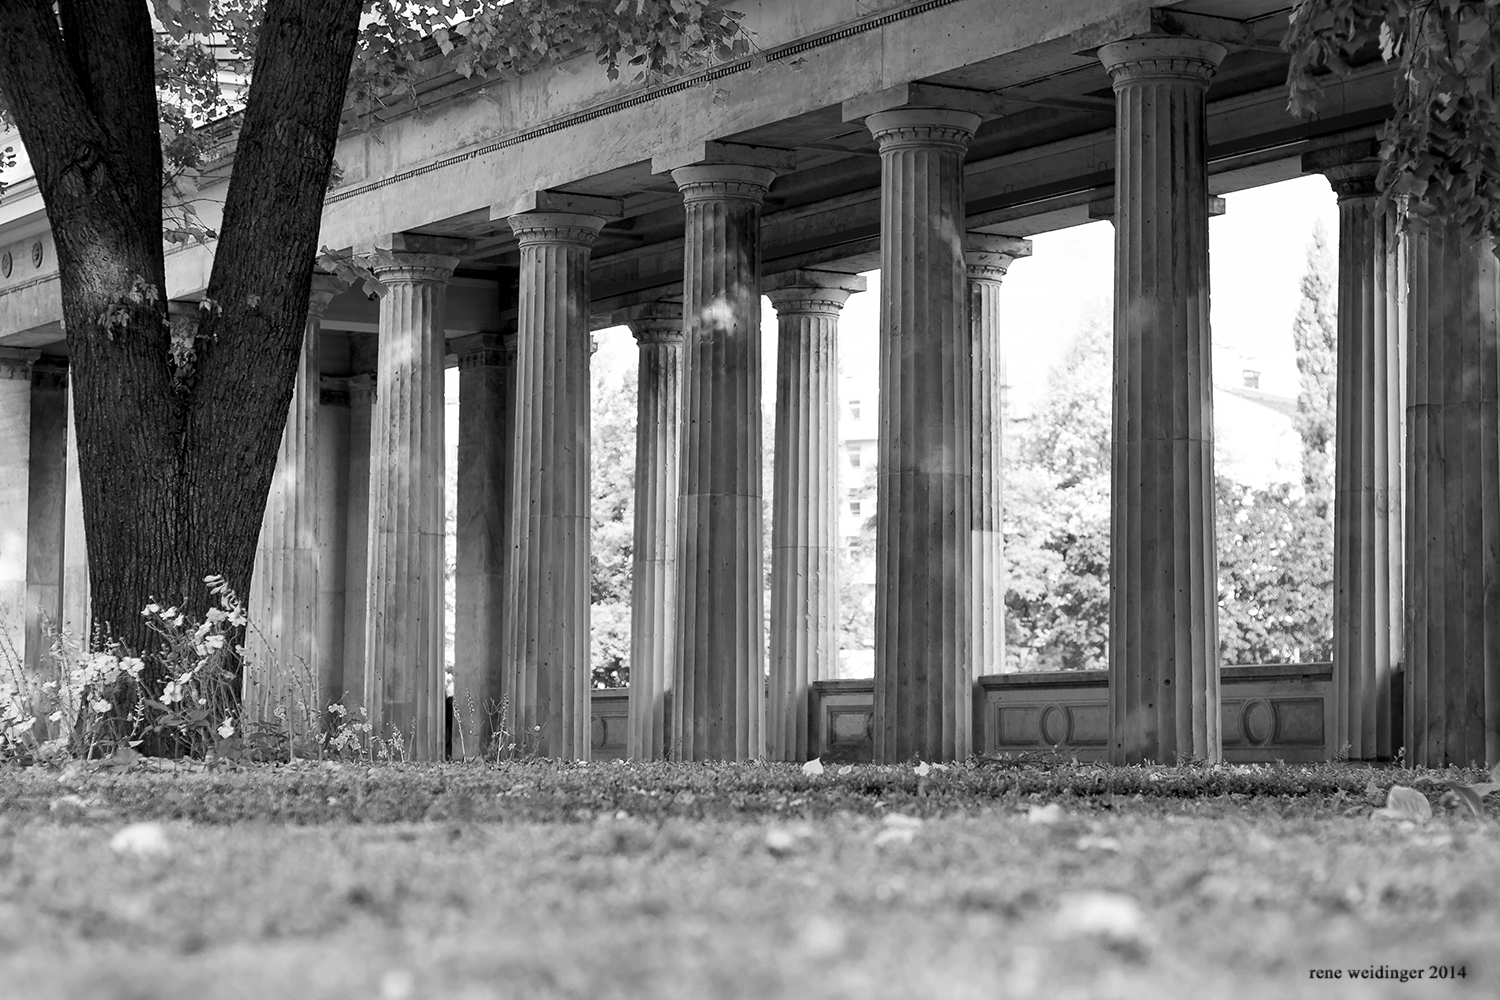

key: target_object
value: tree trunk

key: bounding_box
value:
[0,0,364,717]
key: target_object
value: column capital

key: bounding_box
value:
[347,371,376,406]
[964,234,1033,281]
[1097,37,1226,88]
[627,304,684,346]
[451,331,518,370]
[308,273,346,318]
[864,108,980,152]
[367,251,460,283]
[0,347,41,379]
[317,374,352,407]
[1302,138,1383,201]
[507,212,607,248]
[670,164,778,204]
[763,270,867,314]
[30,356,68,392]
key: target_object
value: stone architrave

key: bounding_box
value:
[364,252,458,761]
[764,270,866,762]
[625,304,684,761]
[503,213,604,761]
[1310,149,1404,762]
[0,348,38,666]
[23,360,67,691]
[966,235,1031,679]
[340,370,375,710]
[1098,37,1226,765]
[1406,220,1500,768]
[670,162,779,761]
[246,274,344,725]
[452,331,517,757]
[863,107,979,763]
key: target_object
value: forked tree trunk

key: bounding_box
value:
[0,0,363,689]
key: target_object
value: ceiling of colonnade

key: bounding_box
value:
[0,0,1392,347]
[379,0,1388,324]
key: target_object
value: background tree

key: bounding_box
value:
[0,1,744,708]
[1004,307,1112,671]
[1291,220,1338,516]
[591,341,637,688]
[1216,476,1334,663]
[1215,223,1337,663]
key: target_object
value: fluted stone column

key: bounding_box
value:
[0,348,38,661]
[765,271,865,762]
[341,371,375,710]
[246,275,343,724]
[626,305,684,760]
[1322,159,1404,761]
[967,236,1031,678]
[504,213,603,760]
[453,332,517,757]
[670,163,777,761]
[23,360,67,688]
[315,375,352,714]
[1406,220,1500,768]
[1099,37,1226,765]
[864,108,978,763]
[364,252,457,760]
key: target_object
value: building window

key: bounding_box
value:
[849,445,861,468]
[849,399,861,421]
[850,501,862,518]
[1242,369,1261,389]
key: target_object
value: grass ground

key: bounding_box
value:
[1,760,1496,999]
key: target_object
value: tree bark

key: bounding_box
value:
[0,0,363,693]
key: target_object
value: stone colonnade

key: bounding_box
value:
[206,32,1495,770]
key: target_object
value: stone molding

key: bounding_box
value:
[1097,37,1226,87]
[1324,162,1381,200]
[367,252,460,283]
[864,108,979,152]
[30,357,67,392]
[318,375,352,408]
[626,304,684,346]
[347,371,376,406]
[308,273,345,318]
[965,234,1033,283]
[762,270,867,315]
[452,331,517,371]
[0,347,41,379]
[506,212,607,248]
[670,164,778,204]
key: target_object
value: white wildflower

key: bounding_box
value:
[217,717,235,739]
[91,699,112,714]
